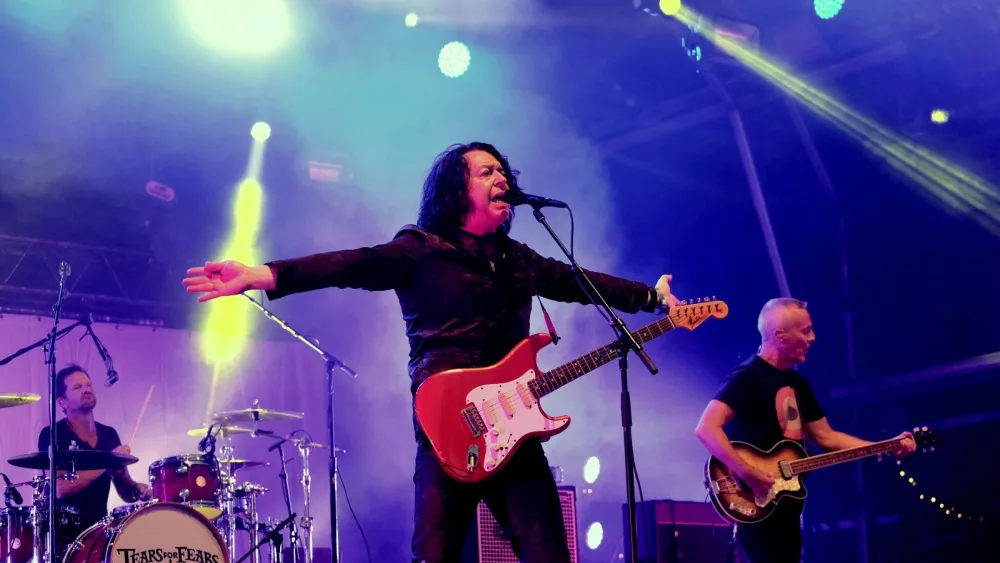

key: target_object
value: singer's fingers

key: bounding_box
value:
[186,283,216,293]
[186,266,208,276]
[197,292,220,302]
[182,276,211,286]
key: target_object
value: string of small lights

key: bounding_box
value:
[892,458,986,523]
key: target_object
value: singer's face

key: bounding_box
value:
[59,371,97,413]
[462,150,510,233]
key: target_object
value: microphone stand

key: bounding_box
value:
[526,205,657,563]
[46,261,71,563]
[242,293,356,563]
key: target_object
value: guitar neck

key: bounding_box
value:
[529,316,677,398]
[787,438,904,475]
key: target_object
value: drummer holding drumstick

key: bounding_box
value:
[37,364,153,534]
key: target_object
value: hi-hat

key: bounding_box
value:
[8,450,139,471]
[0,393,40,409]
[208,408,303,425]
[186,425,257,438]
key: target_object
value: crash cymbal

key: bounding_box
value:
[207,408,303,425]
[8,450,138,471]
[0,393,40,409]
[185,425,257,437]
[216,458,268,472]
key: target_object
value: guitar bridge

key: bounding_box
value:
[461,404,487,438]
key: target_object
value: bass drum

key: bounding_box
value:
[63,502,228,563]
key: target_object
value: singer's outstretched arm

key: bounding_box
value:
[183,230,428,303]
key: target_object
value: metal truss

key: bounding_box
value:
[0,234,185,326]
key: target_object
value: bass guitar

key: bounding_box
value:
[415,298,728,484]
[705,426,936,525]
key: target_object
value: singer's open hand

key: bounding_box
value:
[183,260,275,302]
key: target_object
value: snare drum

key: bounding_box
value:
[63,502,228,563]
[148,455,221,519]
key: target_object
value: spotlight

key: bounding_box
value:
[405,12,419,27]
[814,0,845,20]
[251,122,271,141]
[930,109,950,124]
[438,41,470,78]
[586,522,604,549]
[583,456,601,484]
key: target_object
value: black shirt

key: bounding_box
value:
[266,224,658,395]
[714,355,825,452]
[38,419,122,529]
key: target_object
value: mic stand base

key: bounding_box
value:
[528,206,655,563]
[234,514,296,563]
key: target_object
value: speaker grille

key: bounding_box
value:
[476,486,579,563]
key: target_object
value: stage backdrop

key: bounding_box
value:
[0,313,341,557]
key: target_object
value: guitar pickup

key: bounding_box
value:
[461,404,487,438]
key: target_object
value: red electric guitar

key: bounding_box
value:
[414,298,729,483]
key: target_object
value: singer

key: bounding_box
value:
[37,365,153,538]
[183,141,680,562]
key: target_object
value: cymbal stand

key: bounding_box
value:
[297,441,313,563]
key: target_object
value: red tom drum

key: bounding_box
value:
[147,454,221,520]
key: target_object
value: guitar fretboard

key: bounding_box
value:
[527,315,678,399]
[788,438,904,475]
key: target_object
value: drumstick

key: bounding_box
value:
[127,385,154,447]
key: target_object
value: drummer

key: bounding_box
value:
[37,364,153,533]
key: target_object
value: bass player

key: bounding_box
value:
[183,142,680,562]
[695,297,917,563]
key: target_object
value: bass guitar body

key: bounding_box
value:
[705,440,809,525]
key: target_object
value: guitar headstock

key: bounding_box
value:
[669,297,729,330]
[912,426,938,453]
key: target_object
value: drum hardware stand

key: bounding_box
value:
[235,513,296,563]
[270,440,299,563]
[296,440,313,563]
[243,293,356,563]
[233,482,268,563]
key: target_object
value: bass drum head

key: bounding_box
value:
[65,502,229,563]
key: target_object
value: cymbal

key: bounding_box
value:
[7,450,139,471]
[207,408,303,425]
[216,458,268,472]
[185,425,257,437]
[0,393,40,409]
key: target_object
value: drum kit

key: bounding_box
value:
[1,393,331,563]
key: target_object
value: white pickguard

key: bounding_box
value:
[754,475,802,507]
[465,369,568,473]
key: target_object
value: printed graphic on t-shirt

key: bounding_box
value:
[775,386,803,440]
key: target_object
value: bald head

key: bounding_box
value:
[757,298,808,342]
[757,297,815,367]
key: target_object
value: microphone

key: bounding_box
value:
[497,190,568,209]
[1,473,23,505]
[83,317,119,387]
[198,424,216,453]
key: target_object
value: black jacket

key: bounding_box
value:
[265,224,658,396]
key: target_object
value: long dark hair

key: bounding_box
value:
[417,142,523,235]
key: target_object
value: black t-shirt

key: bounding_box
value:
[38,418,122,529]
[714,355,825,452]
